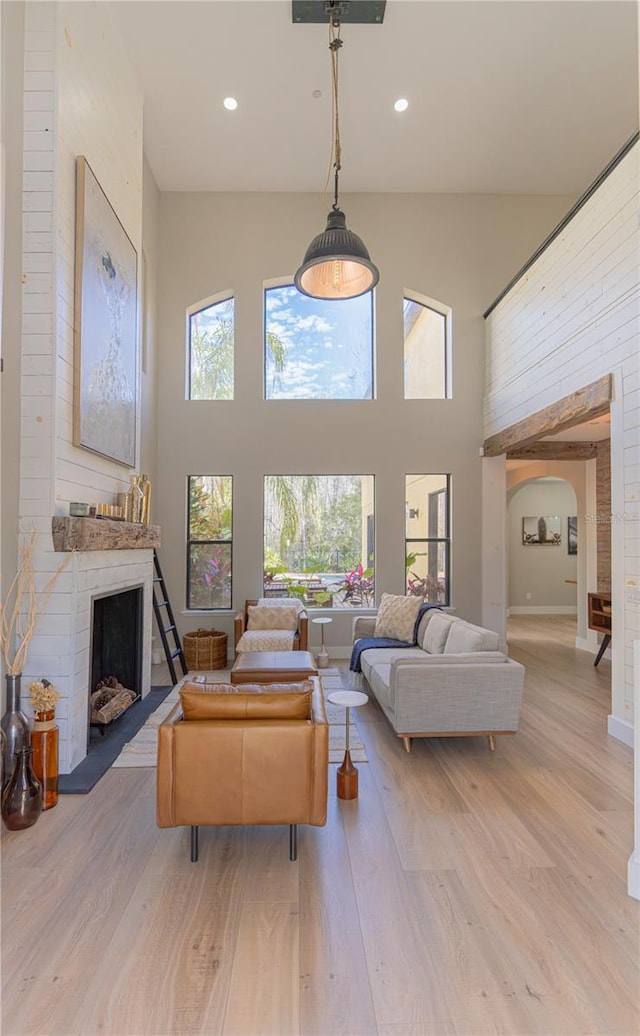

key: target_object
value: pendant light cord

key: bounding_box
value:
[323,19,343,209]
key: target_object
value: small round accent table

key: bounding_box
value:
[311,616,332,669]
[326,689,368,799]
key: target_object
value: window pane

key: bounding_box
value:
[406,540,448,603]
[263,475,375,608]
[189,297,234,399]
[265,285,373,400]
[405,474,448,538]
[188,543,232,609]
[403,298,447,399]
[187,476,232,610]
[188,476,232,540]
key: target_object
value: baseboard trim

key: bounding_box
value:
[509,606,578,615]
[607,714,634,747]
[628,851,640,901]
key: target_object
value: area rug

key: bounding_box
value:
[112,668,368,768]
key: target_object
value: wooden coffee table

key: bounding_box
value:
[230,650,318,685]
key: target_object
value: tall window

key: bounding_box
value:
[263,475,375,608]
[188,295,234,399]
[405,474,450,604]
[264,284,374,399]
[187,476,232,609]
[403,295,450,399]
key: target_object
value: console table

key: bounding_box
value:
[588,591,611,667]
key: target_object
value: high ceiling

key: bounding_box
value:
[109,0,638,195]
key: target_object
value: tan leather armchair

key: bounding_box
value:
[156,678,328,861]
[233,598,308,659]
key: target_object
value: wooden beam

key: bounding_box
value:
[506,441,599,461]
[483,374,612,457]
[52,517,161,552]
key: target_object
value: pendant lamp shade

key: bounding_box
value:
[294,208,379,300]
[293,19,379,301]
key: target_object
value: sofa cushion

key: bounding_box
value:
[361,647,427,667]
[444,621,499,654]
[180,681,313,720]
[257,597,305,614]
[365,663,394,710]
[374,593,422,642]
[236,630,295,652]
[415,607,441,646]
[423,611,455,653]
[247,604,298,631]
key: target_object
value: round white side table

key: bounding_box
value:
[326,689,368,799]
[311,616,332,668]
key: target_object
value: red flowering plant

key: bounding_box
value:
[190,545,232,608]
[330,563,375,607]
[406,571,446,603]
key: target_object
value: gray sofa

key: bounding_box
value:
[352,609,525,753]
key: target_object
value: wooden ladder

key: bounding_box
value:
[152,550,188,685]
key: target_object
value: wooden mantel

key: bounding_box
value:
[52,516,161,552]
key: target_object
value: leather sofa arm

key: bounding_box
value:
[298,609,309,651]
[156,700,184,827]
[233,610,247,650]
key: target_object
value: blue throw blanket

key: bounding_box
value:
[349,603,441,673]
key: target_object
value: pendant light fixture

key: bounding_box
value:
[294,18,379,300]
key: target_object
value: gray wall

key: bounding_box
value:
[155,190,573,652]
[508,479,578,610]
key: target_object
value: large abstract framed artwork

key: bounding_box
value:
[73,156,138,467]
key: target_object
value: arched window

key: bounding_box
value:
[264,283,374,400]
[187,294,234,399]
[403,294,451,399]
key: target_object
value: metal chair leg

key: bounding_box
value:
[594,633,611,667]
[190,825,199,862]
[289,824,297,861]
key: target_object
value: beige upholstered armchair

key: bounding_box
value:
[233,598,308,659]
[156,677,328,861]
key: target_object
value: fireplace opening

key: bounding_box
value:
[88,585,144,747]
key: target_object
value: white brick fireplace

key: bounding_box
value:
[23,542,154,773]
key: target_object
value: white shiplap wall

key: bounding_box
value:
[484,144,639,735]
[19,1,149,772]
[484,144,639,901]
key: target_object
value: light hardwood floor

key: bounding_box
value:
[2,616,638,1035]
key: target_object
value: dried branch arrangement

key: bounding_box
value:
[0,532,71,675]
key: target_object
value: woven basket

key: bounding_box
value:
[183,628,228,671]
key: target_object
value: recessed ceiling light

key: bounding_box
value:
[223,97,238,111]
[394,98,409,112]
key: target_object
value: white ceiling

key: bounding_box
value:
[109,0,639,195]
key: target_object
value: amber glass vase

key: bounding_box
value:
[1,746,42,830]
[30,711,59,810]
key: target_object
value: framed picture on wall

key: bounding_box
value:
[568,515,578,555]
[73,156,138,467]
[522,515,562,545]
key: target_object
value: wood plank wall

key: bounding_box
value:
[596,440,611,594]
